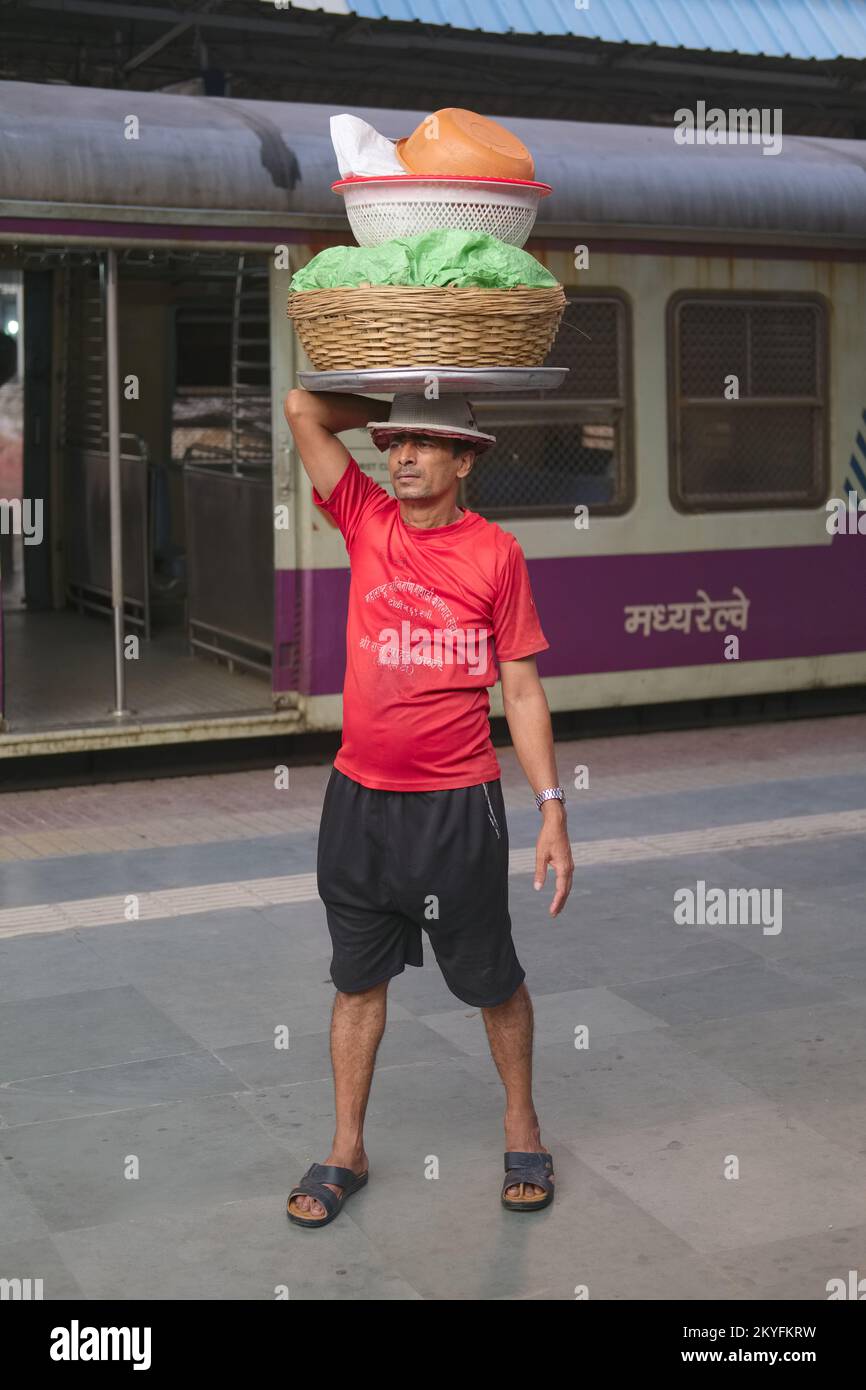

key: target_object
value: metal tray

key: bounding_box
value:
[297,366,568,394]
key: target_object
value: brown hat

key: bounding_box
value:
[368,393,497,454]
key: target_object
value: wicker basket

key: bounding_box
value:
[285,284,566,371]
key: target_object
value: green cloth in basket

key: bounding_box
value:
[289,230,558,291]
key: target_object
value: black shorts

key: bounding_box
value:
[316,767,525,1007]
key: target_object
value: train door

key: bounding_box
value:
[0,247,286,739]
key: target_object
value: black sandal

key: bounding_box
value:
[286,1162,369,1228]
[501,1150,555,1212]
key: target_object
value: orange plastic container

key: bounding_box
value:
[396,108,535,180]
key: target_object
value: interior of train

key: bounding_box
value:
[0,247,277,735]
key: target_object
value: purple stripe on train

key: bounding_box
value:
[274,534,866,696]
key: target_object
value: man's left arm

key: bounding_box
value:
[499,655,574,917]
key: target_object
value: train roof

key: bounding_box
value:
[1,79,866,248]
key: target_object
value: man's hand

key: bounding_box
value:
[534,803,574,916]
[499,655,575,917]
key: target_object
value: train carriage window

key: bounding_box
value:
[669,294,828,511]
[464,294,632,518]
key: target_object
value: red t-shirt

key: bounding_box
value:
[312,455,549,791]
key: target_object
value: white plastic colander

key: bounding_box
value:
[332,174,552,248]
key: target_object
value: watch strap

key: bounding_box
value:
[535,786,565,811]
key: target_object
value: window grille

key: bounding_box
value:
[464,294,631,518]
[669,295,827,511]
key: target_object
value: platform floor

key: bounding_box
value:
[1,607,271,732]
[1,715,865,1300]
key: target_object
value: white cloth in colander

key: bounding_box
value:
[330,114,404,178]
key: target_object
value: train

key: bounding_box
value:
[0,80,865,761]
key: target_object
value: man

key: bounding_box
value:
[283,387,574,1227]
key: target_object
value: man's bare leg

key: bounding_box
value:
[288,979,388,1218]
[481,982,552,1200]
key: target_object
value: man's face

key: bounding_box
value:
[387,432,475,501]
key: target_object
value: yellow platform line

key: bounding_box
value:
[1,808,865,940]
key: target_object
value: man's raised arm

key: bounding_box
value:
[283,388,391,503]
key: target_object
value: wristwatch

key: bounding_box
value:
[535,786,565,811]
